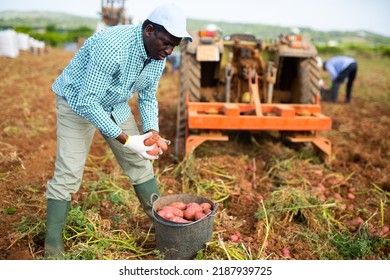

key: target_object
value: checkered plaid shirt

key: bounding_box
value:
[52,24,166,138]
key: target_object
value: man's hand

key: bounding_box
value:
[123,132,159,160]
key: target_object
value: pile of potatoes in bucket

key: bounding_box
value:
[156,201,212,223]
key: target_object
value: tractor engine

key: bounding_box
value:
[229,40,265,102]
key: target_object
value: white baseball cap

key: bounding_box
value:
[147,3,193,42]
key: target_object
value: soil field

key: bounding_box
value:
[0,48,389,260]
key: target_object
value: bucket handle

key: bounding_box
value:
[148,193,160,207]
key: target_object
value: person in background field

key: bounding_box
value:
[322,56,358,103]
[166,50,181,74]
[44,3,192,259]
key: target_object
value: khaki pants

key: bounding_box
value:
[46,95,154,201]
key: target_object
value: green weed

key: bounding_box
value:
[329,228,390,259]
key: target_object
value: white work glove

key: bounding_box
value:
[123,132,159,160]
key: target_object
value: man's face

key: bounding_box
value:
[144,26,182,60]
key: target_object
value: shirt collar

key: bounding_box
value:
[135,25,149,62]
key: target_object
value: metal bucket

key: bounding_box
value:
[152,193,218,260]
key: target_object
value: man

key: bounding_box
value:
[45,4,192,258]
[322,56,358,103]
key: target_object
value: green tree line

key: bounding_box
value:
[14,24,94,47]
[11,23,390,57]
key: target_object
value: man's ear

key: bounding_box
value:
[144,24,154,37]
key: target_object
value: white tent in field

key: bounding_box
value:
[0,30,19,58]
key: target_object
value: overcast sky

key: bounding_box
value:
[1,0,389,36]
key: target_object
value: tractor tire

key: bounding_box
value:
[181,42,202,102]
[293,57,320,104]
[281,57,321,150]
[174,42,202,158]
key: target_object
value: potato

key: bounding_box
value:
[380,226,389,236]
[186,202,200,208]
[229,234,239,242]
[157,209,174,220]
[157,137,168,151]
[350,217,364,226]
[144,134,159,146]
[200,202,211,211]
[169,216,191,223]
[184,204,202,220]
[161,206,183,218]
[146,144,160,156]
[144,134,161,156]
[168,202,187,210]
[203,208,212,215]
[194,211,206,221]
[282,248,290,257]
[333,193,342,201]
[144,133,169,152]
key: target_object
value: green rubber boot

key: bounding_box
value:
[133,177,160,219]
[44,199,70,259]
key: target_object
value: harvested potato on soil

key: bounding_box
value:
[282,248,291,257]
[228,231,241,243]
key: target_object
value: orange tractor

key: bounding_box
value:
[175,30,332,161]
